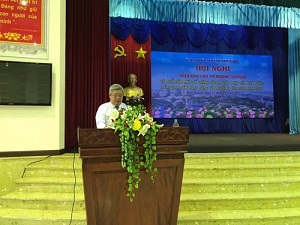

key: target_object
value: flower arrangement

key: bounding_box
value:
[124,89,144,106]
[109,104,163,201]
[124,95,144,106]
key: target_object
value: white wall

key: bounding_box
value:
[0,0,66,152]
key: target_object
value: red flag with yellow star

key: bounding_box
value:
[111,34,151,111]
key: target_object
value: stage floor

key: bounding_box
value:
[187,133,300,153]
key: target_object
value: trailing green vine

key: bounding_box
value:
[109,105,163,201]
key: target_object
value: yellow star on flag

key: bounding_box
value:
[135,47,147,59]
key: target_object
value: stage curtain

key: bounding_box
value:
[111,17,289,134]
[288,29,300,134]
[151,23,288,133]
[109,0,300,29]
[64,0,299,150]
[65,0,110,150]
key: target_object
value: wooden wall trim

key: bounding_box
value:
[0,149,66,158]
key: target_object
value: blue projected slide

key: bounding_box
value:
[151,51,274,119]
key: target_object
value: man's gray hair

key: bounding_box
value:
[109,84,124,95]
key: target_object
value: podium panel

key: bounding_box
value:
[77,127,189,225]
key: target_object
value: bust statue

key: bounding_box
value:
[123,73,144,106]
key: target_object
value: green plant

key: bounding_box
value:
[109,105,163,201]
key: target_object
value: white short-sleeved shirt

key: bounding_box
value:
[95,102,127,128]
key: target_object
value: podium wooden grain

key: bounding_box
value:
[77,127,189,225]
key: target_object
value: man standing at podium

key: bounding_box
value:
[95,83,127,128]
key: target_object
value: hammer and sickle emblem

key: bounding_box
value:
[114,45,127,58]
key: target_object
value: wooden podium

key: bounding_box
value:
[77,126,189,225]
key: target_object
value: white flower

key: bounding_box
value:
[110,109,119,121]
[120,112,126,120]
[107,109,120,128]
[139,124,150,136]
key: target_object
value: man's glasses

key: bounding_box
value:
[111,94,123,98]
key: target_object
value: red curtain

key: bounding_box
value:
[65,0,110,150]
[111,34,151,111]
[65,1,152,151]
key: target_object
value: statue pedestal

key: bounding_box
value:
[77,126,189,225]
